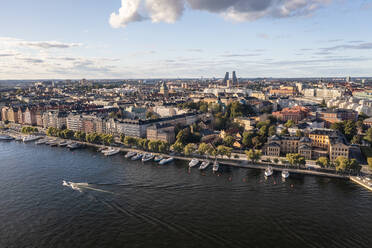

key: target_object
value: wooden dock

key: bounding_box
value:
[350,176,372,192]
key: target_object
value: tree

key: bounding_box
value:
[198,143,214,157]
[343,120,357,141]
[284,120,295,128]
[124,136,137,147]
[170,141,184,154]
[334,156,349,172]
[320,99,327,107]
[280,128,289,136]
[223,135,235,147]
[184,143,196,156]
[316,157,330,168]
[351,135,362,145]
[286,153,306,168]
[216,145,232,158]
[251,136,262,149]
[273,158,279,164]
[368,158,372,171]
[365,128,372,143]
[296,130,304,137]
[158,141,169,153]
[268,126,276,136]
[242,131,254,148]
[245,149,262,163]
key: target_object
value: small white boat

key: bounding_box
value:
[68,143,82,150]
[212,161,219,172]
[131,153,143,161]
[189,158,200,168]
[23,135,40,143]
[159,157,174,165]
[125,151,137,158]
[199,161,210,170]
[104,148,120,156]
[154,156,163,162]
[101,147,114,154]
[282,170,289,179]
[142,153,155,162]
[58,141,69,147]
[0,135,14,141]
[35,139,47,145]
[49,141,58,147]
[265,166,273,177]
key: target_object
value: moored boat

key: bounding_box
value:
[199,161,210,170]
[265,166,274,177]
[189,158,200,168]
[67,142,82,150]
[282,170,289,179]
[154,156,163,162]
[125,151,137,158]
[212,161,219,172]
[104,148,121,156]
[131,153,143,161]
[58,141,69,147]
[142,153,155,162]
[159,157,174,165]
[23,135,40,143]
[35,139,47,145]
[0,135,14,141]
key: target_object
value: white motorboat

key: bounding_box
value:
[0,135,14,141]
[199,161,210,170]
[101,147,114,154]
[104,148,121,156]
[142,154,155,162]
[23,135,40,143]
[35,139,47,145]
[265,166,274,177]
[281,170,289,179]
[212,161,219,172]
[159,157,174,165]
[49,141,58,147]
[68,143,82,150]
[154,156,163,162]
[189,158,200,168]
[58,141,69,147]
[131,153,143,161]
[125,151,137,158]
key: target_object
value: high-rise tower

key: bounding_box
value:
[223,72,229,85]
[232,71,238,85]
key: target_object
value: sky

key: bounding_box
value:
[0,0,371,79]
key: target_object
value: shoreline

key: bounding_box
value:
[2,131,352,180]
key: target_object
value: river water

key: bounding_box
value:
[0,141,371,248]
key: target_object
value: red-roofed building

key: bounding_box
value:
[272,106,310,123]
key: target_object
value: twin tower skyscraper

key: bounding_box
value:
[223,71,238,87]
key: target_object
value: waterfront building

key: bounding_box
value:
[146,124,175,143]
[43,111,67,129]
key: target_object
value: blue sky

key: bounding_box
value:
[0,0,371,79]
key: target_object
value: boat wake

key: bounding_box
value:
[62,180,113,194]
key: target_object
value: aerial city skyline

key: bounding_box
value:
[0,0,372,79]
[1,1,372,248]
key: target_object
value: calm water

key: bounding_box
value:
[0,141,371,248]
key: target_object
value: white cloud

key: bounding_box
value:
[109,0,144,28]
[0,37,82,49]
[109,0,332,28]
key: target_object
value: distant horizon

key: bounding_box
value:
[1,1,372,79]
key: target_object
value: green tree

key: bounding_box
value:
[296,130,304,137]
[245,149,262,163]
[365,128,372,143]
[368,158,372,171]
[268,126,276,136]
[216,145,232,158]
[280,128,289,136]
[223,135,235,147]
[344,120,357,141]
[184,143,197,156]
[286,153,306,168]
[351,135,362,145]
[334,156,349,172]
[170,141,184,154]
[242,131,254,148]
[316,157,330,168]
[284,120,295,128]
[198,143,214,157]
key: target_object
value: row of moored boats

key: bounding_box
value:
[264,166,290,179]
[188,158,220,172]
[124,151,175,165]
